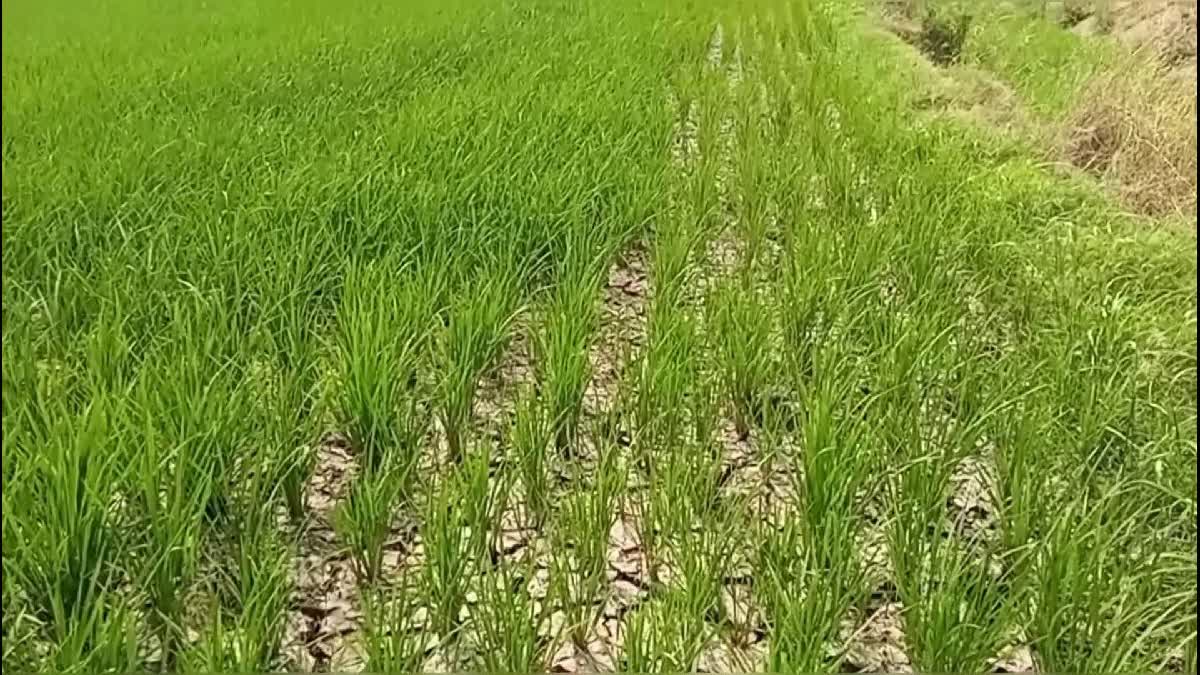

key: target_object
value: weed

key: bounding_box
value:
[919,5,973,65]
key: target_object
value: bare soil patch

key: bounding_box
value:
[283,433,363,672]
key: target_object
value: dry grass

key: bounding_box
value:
[1063,58,1197,219]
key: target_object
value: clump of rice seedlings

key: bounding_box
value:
[361,575,429,673]
[731,75,778,270]
[472,451,556,667]
[635,292,694,450]
[259,226,334,522]
[3,396,140,673]
[622,581,722,672]
[334,451,413,586]
[271,362,321,524]
[436,265,521,463]
[707,276,773,439]
[512,387,554,529]
[334,258,435,588]
[551,436,625,647]
[761,360,875,671]
[81,305,135,396]
[671,501,744,664]
[264,310,324,524]
[126,406,213,669]
[473,538,553,672]
[121,295,252,668]
[184,531,291,672]
[336,257,437,472]
[629,334,689,582]
[760,520,851,671]
[883,360,1021,672]
[897,540,1017,672]
[189,426,299,671]
[539,229,606,455]
[620,595,684,672]
[422,443,493,655]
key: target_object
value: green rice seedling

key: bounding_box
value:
[686,372,724,460]
[669,504,742,665]
[760,520,848,672]
[885,421,1021,671]
[191,419,300,670]
[761,336,871,666]
[115,296,257,668]
[336,257,436,472]
[730,84,777,271]
[539,262,603,455]
[422,443,492,651]
[634,299,694,456]
[4,399,118,637]
[2,396,141,674]
[421,490,472,661]
[81,305,135,397]
[334,451,413,586]
[41,591,140,675]
[707,276,773,439]
[267,322,324,523]
[511,386,554,528]
[634,190,701,452]
[125,404,217,669]
[552,432,624,646]
[900,542,1017,673]
[362,577,429,673]
[620,589,708,672]
[185,531,291,672]
[474,553,552,672]
[657,426,724,530]
[760,365,876,670]
[991,401,1050,556]
[127,419,213,669]
[151,294,253,529]
[684,81,728,238]
[436,266,521,463]
[224,532,292,671]
[620,596,674,672]
[871,301,1025,670]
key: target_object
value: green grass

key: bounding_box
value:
[3,0,1195,672]
[964,4,1116,115]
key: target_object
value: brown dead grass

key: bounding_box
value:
[1061,0,1197,220]
[1062,58,1197,219]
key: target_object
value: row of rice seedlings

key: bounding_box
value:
[619,14,757,667]
[727,9,878,670]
